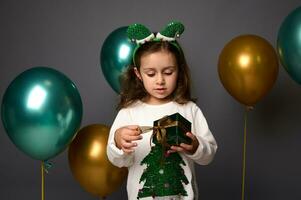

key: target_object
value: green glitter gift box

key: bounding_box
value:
[152,112,192,146]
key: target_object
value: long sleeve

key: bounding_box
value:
[185,104,217,165]
[106,109,135,168]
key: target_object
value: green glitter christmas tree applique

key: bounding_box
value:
[137,144,189,199]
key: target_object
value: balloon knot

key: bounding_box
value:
[245,106,254,111]
[44,160,53,174]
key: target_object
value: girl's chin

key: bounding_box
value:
[143,95,172,105]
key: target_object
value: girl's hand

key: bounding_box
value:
[168,132,199,155]
[114,125,143,154]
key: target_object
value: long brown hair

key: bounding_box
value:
[118,41,193,109]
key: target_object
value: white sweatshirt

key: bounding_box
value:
[107,101,217,200]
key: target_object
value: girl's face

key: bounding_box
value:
[135,50,178,105]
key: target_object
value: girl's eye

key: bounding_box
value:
[164,71,173,75]
[146,73,155,77]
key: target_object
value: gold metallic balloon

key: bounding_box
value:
[218,35,279,106]
[68,124,127,198]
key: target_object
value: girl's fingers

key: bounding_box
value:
[170,145,185,152]
[170,143,195,154]
[122,147,134,154]
[167,149,177,154]
[126,125,140,130]
[127,130,142,136]
[121,140,137,149]
[186,132,196,140]
[121,128,142,141]
[180,143,193,151]
[124,134,142,141]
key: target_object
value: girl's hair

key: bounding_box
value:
[117,41,193,109]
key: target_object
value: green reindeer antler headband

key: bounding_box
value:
[127,21,185,66]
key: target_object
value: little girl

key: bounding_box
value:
[107,22,217,200]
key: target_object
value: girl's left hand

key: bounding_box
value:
[168,132,199,155]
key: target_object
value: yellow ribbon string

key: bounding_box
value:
[41,161,45,200]
[241,107,250,200]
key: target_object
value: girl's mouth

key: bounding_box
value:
[155,88,167,93]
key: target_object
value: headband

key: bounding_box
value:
[126,21,185,66]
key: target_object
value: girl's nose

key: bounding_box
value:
[156,74,165,85]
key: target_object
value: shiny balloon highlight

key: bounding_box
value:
[218,35,279,106]
[1,67,83,161]
[100,26,136,93]
[68,124,127,198]
[277,6,301,84]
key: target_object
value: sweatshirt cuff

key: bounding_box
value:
[109,143,125,157]
[107,142,135,168]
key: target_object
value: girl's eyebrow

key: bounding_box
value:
[142,66,177,71]
[163,66,177,70]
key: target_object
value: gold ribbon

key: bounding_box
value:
[151,115,189,147]
[241,107,250,200]
[41,161,45,200]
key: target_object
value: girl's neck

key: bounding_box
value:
[141,95,173,105]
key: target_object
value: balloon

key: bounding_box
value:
[100,26,136,93]
[277,6,301,84]
[68,124,127,198]
[218,35,279,106]
[1,67,83,161]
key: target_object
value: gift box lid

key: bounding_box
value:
[153,112,191,132]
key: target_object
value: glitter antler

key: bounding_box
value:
[156,21,185,41]
[127,24,155,45]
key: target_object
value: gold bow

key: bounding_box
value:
[140,115,188,147]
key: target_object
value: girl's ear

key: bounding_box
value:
[134,67,142,80]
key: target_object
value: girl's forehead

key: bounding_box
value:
[141,49,174,58]
[140,50,177,68]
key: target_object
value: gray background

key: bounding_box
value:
[1,0,301,199]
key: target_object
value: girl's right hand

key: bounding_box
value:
[114,125,143,154]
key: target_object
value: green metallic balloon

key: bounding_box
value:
[100,26,136,93]
[277,6,301,84]
[1,67,83,161]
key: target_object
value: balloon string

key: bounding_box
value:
[41,161,45,200]
[241,107,248,200]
